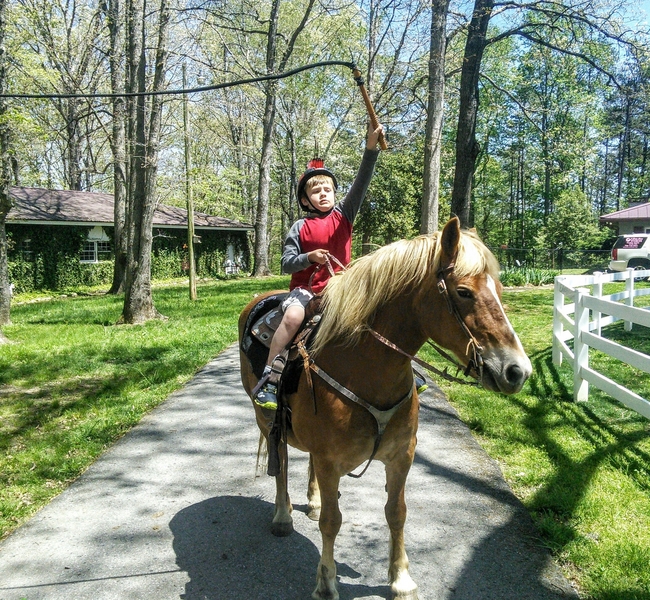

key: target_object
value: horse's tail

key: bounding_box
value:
[255,432,268,479]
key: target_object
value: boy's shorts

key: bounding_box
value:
[281,287,314,312]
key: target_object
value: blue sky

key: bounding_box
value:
[634,0,650,23]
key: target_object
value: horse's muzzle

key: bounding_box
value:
[481,350,532,395]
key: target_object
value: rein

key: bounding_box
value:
[307,253,346,293]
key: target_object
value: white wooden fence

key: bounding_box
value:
[552,268,650,419]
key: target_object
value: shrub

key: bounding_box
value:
[500,267,559,287]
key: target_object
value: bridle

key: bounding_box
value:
[368,262,484,387]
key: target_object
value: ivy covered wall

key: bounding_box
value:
[7,224,250,293]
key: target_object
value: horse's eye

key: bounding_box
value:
[456,288,473,299]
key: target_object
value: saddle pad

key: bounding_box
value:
[250,307,283,348]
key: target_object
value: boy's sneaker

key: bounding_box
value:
[254,382,278,410]
[415,374,428,394]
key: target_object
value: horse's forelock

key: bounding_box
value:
[454,231,501,280]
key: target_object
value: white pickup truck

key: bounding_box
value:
[609,234,650,273]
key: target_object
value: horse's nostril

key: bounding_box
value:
[506,363,524,385]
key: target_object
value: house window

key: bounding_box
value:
[97,241,112,261]
[80,226,112,263]
[21,238,34,262]
[80,239,112,263]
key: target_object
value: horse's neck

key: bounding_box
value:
[372,292,428,357]
[317,295,426,407]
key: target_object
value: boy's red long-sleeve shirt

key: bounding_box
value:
[281,148,379,294]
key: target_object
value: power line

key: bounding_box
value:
[0,60,357,100]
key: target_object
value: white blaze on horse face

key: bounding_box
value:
[486,274,528,356]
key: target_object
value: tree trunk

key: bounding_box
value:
[120,0,169,324]
[107,0,127,294]
[450,0,493,227]
[251,0,315,276]
[616,93,630,212]
[0,0,12,335]
[252,81,277,276]
[421,0,450,234]
[251,0,280,276]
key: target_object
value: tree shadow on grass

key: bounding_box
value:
[505,348,650,596]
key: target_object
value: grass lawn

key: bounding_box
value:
[424,285,650,600]
[0,276,288,540]
[1,276,649,599]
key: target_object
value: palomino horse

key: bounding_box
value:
[238,217,532,600]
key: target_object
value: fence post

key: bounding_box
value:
[625,267,635,332]
[552,279,564,366]
[593,271,602,336]
[573,287,589,402]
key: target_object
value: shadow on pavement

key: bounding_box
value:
[170,495,392,600]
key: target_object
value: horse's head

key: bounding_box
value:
[426,217,532,394]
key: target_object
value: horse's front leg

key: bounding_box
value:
[307,454,321,521]
[385,452,418,600]
[311,459,341,600]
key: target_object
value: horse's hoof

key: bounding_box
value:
[312,589,338,600]
[270,520,293,537]
[393,591,418,600]
[306,507,321,521]
[392,584,419,600]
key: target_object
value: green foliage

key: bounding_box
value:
[536,188,609,251]
[354,147,422,249]
[500,266,559,286]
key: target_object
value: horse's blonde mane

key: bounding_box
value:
[311,229,500,355]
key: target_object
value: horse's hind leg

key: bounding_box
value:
[311,459,341,600]
[270,437,293,537]
[385,454,419,600]
[307,454,321,521]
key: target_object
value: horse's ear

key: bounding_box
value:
[440,217,461,270]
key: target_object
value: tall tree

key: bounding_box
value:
[0,0,12,338]
[15,0,106,190]
[450,0,493,227]
[450,0,634,227]
[119,0,170,323]
[421,0,450,233]
[106,0,127,294]
[252,0,316,276]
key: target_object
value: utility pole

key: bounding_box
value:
[183,63,197,300]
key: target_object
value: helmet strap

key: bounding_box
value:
[301,194,331,216]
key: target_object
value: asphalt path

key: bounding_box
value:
[0,344,579,600]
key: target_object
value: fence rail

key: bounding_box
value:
[552,268,650,419]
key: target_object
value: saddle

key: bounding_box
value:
[240,292,323,392]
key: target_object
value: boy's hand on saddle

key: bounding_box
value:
[308,249,330,265]
[366,122,385,151]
